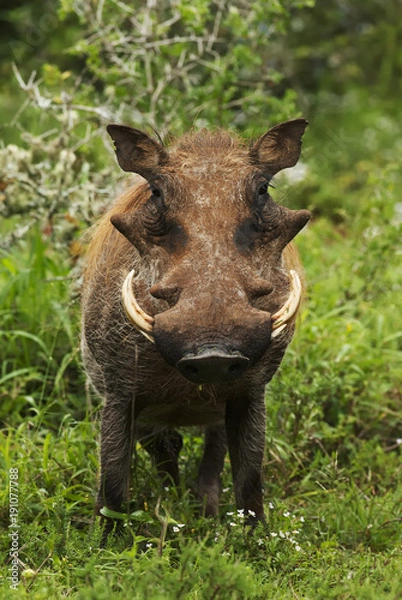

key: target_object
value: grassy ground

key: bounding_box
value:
[1,92,401,598]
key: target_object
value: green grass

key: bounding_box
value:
[0,228,86,426]
[1,93,402,598]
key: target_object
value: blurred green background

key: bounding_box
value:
[0,1,401,598]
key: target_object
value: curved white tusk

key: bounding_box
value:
[122,268,302,343]
[271,270,302,339]
[122,269,155,343]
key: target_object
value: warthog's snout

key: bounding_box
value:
[177,347,250,384]
[121,267,302,385]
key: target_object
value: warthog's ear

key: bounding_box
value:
[249,119,308,176]
[107,124,168,179]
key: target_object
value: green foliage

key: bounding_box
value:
[55,0,309,132]
[1,1,401,598]
[0,228,86,426]
[1,415,402,598]
[1,0,315,248]
[289,0,402,99]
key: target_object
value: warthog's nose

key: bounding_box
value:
[177,347,250,384]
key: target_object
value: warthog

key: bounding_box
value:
[81,119,311,525]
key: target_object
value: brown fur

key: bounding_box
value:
[83,178,147,284]
[81,121,310,532]
[84,193,305,306]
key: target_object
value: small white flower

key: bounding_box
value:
[257,538,264,546]
[279,531,285,539]
[173,526,179,533]
[268,502,275,510]
[37,97,52,109]
[226,511,234,516]
[271,532,278,537]
[59,149,76,166]
[146,542,153,549]
[247,510,256,517]
[230,522,237,527]
[283,511,291,517]
[237,509,245,517]
[223,487,230,493]
[300,516,305,523]
[294,545,302,552]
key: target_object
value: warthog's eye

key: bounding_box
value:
[235,179,279,252]
[150,186,163,200]
[144,187,168,237]
[254,178,280,222]
[143,185,188,251]
[254,180,272,212]
[255,179,274,207]
[257,182,269,197]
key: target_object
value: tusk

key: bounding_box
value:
[122,269,155,343]
[271,270,302,339]
[122,268,301,343]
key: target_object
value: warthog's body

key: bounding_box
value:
[81,120,311,523]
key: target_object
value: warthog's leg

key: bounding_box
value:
[225,393,266,522]
[198,424,227,517]
[95,397,135,517]
[140,429,183,487]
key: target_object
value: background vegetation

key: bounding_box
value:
[1,0,401,598]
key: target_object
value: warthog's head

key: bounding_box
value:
[108,121,311,384]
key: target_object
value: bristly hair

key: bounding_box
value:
[150,126,165,147]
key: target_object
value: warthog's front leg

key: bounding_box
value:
[96,397,135,518]
[225,392,266,522]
